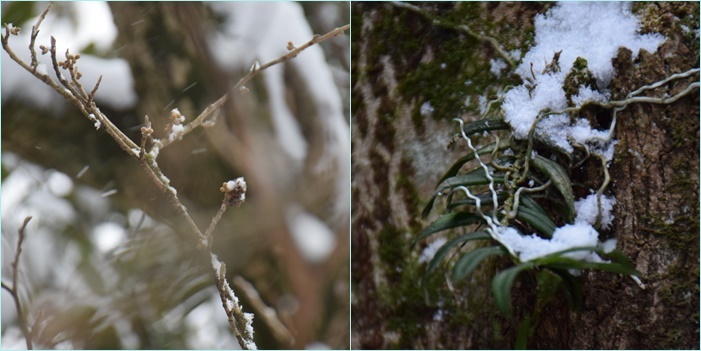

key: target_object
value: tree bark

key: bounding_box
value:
[351,2,699,349]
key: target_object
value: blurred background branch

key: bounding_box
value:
[2,2,349,349]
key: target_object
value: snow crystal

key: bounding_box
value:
[502,2,665,152]
[574,194,616,229]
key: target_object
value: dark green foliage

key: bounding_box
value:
[417,114,637,348]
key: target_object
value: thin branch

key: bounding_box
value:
[204,178,247,250]
[215,263,257,349]
[4,216,34,350]
[161,23,351,149]
[29,2,52,70]
[88,75,102,105]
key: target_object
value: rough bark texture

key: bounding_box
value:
[570,3,700,348]
[351,2,699,349]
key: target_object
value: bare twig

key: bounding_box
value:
[29,2,52,70]
[215,263,257,350]
[2,216,35,349]
[205,178,247,249]
[87,75,102,105]
[161,23,351,149]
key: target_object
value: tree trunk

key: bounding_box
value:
[351,2,699,349]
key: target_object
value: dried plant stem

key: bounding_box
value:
[1,216,34,349]
[204,201,228,248]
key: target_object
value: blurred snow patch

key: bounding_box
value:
[420,101,434,116]
[2,2,136,110]
[93,222,126,253]
[286,204,336,263]
[0,327,29,350]
[418,237,447,264]
[46,169,74,197]
[306,342,331,349]
[208,2,350,222]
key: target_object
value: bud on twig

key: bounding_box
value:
[220,177,247,207]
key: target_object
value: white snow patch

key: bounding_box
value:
[93,222,126,253]
[574,194,616,229]
[502,2,665,153]
[496,224,605,262]
[286,204,336,263]
[601,238,617,253]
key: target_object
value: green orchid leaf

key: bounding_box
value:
[421,196,439,219]
[447,192,507,212]
[531,155,575,222]
[556,260,639,276]
[515,200,557,238]
[492,262,537,315]
[451,246,506,282]
[514,315,533,349]
[423,231,491,280]
[549,268,583,312]
[601,249,637,268]
[423,146,509,219]
[436,141,508,186]
[535,255,640,276]
[436,167,505,194]
[461,117,510,137]
[413,212,486,245]
[535,246,635,271]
